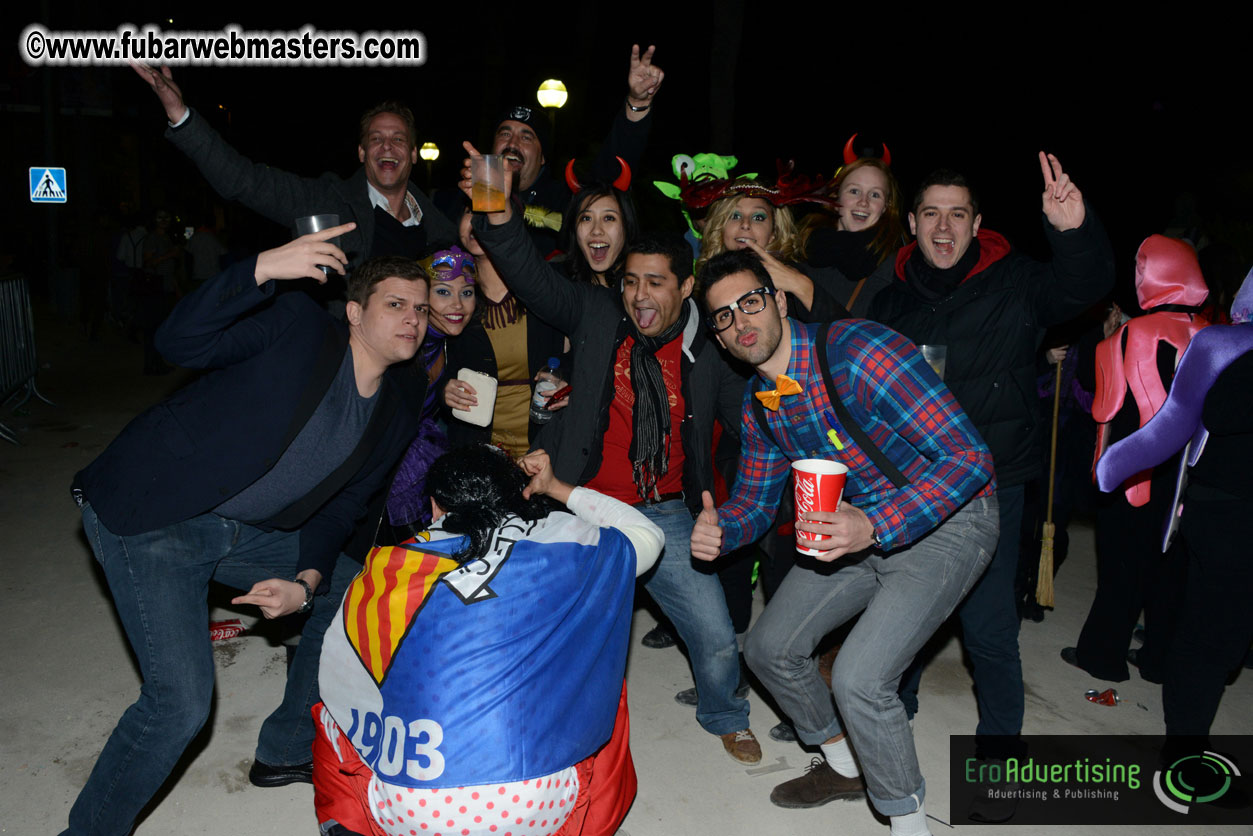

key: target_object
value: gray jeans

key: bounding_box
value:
[744,496,998,816]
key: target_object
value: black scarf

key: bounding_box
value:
[628,300,692,500]
[904,239,981,303]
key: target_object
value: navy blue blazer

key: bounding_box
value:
[74,258,427,578]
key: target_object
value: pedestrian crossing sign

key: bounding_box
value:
[30,167,67,203]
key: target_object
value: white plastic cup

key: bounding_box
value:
[471,156,507,212]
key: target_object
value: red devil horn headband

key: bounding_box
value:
[842,134,892,167]
[565,156,632,194]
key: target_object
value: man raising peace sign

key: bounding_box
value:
[869,153,1115,819]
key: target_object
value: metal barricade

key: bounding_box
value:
[1,272,53,445]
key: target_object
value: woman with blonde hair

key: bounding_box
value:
[689,169,849,324]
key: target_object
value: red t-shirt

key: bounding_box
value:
[586,336,687,504]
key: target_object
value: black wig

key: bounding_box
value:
[425,444,550,562]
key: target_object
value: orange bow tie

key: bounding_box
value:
[755,374,802,411]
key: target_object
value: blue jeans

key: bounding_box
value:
[254,549,360,767]
[744,496,997,816]
[65,505,313,836]
[899,484,1025,748]
[639,500,749,736]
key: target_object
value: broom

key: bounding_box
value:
[1036,358,1064,607]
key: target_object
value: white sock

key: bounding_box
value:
[819,737,859,777]
[889,804,930,836]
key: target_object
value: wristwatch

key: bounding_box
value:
[294,578,314,614]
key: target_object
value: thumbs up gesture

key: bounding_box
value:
[689,490,723,562]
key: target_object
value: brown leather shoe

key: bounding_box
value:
[770,757,866,808]
[720,729,762,764]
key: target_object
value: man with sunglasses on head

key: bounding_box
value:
[690,249,996,836]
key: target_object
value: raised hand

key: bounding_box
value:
[131,62,187,123]
[626,44,664,113]
[253,222,355,284]
[459,141,514,224]
[1039,151,1085,232]
[689,490,723,561]
[743,240,811,306]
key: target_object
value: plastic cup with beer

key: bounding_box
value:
[918,344,947,380]
[471,155,508,212]
[792,458,849,556]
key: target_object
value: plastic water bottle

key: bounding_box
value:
[530,357,562,424]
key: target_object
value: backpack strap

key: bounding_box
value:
[750,322,910,490]
[750,379,781,449]
[815,322,910,488]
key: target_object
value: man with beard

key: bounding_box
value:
[460,149,759,764]
[691,250,996,836]
[869,154,1114,801]
[489,43,662,254]
[133,63,457,277]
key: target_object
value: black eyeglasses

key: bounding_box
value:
[707,287,774,332]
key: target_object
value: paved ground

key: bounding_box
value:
[2,302,1250,835]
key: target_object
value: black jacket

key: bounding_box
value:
[870,210,1114,486]
[73,259,427,578]
[473,212,746,516]
[166,108,457,266]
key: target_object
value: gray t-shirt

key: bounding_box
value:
[216,347,378,522]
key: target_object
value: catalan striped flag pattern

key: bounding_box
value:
[342,544,460,686]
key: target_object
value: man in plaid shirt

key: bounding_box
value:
[690,250,997,836]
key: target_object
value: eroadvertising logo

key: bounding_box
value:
[950,735,1251,826]
[1154,750,1241,814]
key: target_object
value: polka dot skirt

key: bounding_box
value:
[366,767,579,836]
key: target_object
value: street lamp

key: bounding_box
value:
[536,79,568,109]
[420,142,439,190]
[537,79,567,159]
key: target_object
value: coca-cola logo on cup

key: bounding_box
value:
[796,473,817,515]
[791,459,849,552]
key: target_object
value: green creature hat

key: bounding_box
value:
[654,153,757,239]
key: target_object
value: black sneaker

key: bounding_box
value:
[768,721,798,742]
[641,624,677,649]
[248,758,313,788]
[674,680,750,706]
[770,757,865,808]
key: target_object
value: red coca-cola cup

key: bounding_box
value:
[792,459,849,555]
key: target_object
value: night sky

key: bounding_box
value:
[7,3,1248,303]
